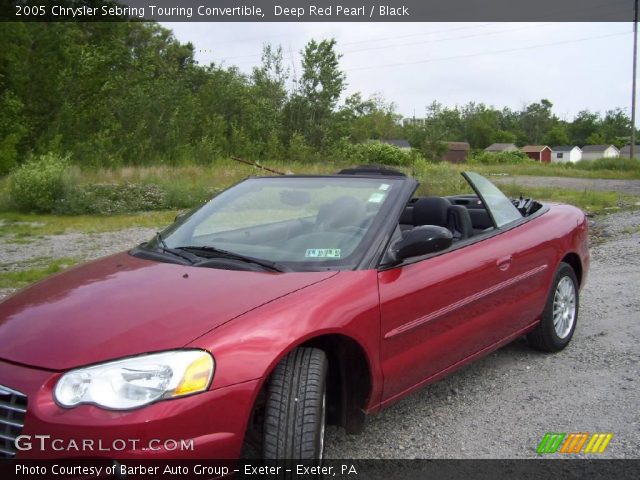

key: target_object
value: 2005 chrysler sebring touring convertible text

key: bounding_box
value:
[0,167,589,459]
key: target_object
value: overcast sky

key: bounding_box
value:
[164,22,635,123]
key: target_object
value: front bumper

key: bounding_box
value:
[0,359,259,459]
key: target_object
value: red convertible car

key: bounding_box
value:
[0,168,589,460]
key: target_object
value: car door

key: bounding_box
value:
[378,172,549,404]
[378,238,510,402]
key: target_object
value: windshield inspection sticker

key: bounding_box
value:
[368,192,386,203]
[305,249,341,259]
[379,183,390,191]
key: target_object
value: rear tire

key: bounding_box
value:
[263,347,328,460]
[527,262,579,352]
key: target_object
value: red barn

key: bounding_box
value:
[442,141,470,163]
[521,145,552,163]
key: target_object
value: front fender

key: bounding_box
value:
[188,270,384,410]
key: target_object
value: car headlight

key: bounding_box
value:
[54,350,214,410]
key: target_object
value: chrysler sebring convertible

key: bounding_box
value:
[0,167,589,459]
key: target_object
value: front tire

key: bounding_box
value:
[263,347,328,460]
[527,262,579,352]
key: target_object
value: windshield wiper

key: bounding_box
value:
[177,245,287,272]
[153,232,201,264]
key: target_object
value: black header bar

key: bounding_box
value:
[2,0,637,22]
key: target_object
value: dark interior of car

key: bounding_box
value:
[399,194,494,240]
[336,165,496,242]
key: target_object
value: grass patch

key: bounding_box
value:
[496,183,637,214]
[0,210,178,237]
[412,162,473,196]
[0,258,78,289]
[407,163,640,213]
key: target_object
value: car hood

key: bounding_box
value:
[0,252,337,371]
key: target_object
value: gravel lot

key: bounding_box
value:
[492,175,640,196]
[0,210,638,458]
[0,227,156,300]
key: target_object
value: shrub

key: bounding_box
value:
[343,142,419,167]
[161,181,221,209]
[288,132,319,163]
[411,161,470,196]
[420,140,449,163]
[468,150,533,165]
[54,183,168,215]
[9,153,69,212]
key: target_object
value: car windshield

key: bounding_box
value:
[148,176,404,271]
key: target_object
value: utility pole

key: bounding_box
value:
[631,0,638,159]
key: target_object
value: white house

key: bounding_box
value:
[619,145,640,158]
[580,145,619,161]
[402,118,426,127]
[551,146,582,163]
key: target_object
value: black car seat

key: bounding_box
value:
[412,197,451,228]
[447,205,474,240]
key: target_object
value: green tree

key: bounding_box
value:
[569,110,600,146]
[601,108,632,147]
[519,99,554,144]
[492,130,517,144]
[543,124,570,146]
[250,44,288,159]
[0,91,27,174]
[295,39,346,150]
[300,39,345,114]
[464,104,500,149]
[341,93,401,143]
[585,132,606,145]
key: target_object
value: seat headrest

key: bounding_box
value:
[412,197,451,227]
[316,196,365,230]
[399,206,414,225]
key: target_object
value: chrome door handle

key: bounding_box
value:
[497,256,512,271]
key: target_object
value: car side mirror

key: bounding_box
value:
[393,225,453,262]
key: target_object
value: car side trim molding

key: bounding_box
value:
[383,264,548,339]
[375,319,541,412]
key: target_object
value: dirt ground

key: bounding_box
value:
[0,210,638,458]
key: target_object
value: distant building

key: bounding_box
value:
[484,143,518,153]
[581,145,619,161]
[442,141,470,163]
[402,117,426,127]
[379,139,412,150]
[619,145,640,158]
[551,146,582,163]
[521,145,552,163]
